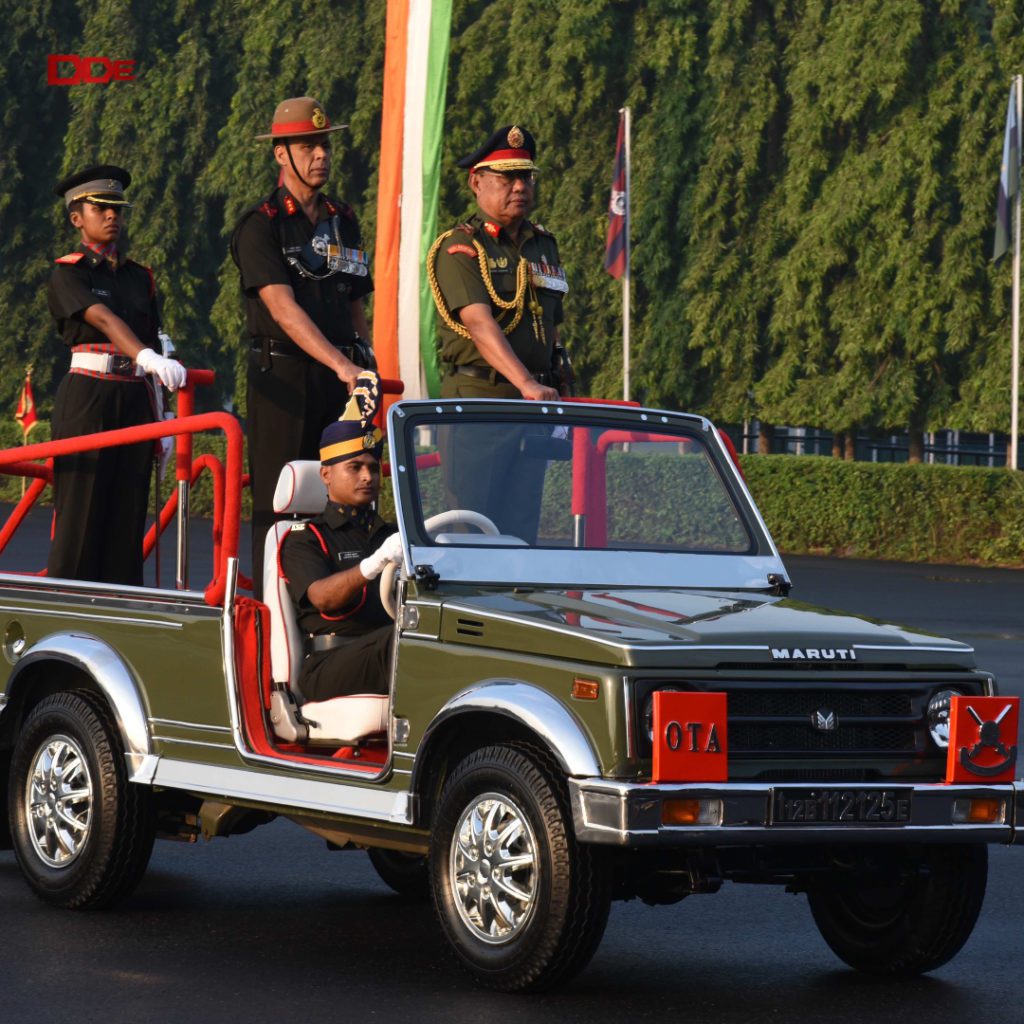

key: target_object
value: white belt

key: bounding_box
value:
[70,352,145,377]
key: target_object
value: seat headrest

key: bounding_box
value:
[273,461,327,515]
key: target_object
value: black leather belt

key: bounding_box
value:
[451,364,555,387]
[251,337,358,358]
[305,633,353,654]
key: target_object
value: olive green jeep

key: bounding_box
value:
[1,397,1020,991]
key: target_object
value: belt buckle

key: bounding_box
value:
[110,355,134,376]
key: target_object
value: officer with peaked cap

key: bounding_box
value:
[428,125,573,538]
[47,164,187,585]
[279,371,403,702]
[232,97,376,596]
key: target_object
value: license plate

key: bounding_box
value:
[771,788,912,825]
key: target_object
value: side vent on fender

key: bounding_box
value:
[455,617,485,638]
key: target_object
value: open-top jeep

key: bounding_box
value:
[1,389,1020,991]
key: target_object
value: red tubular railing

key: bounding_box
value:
[0,411,243,607]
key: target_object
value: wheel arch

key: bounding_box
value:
[409,680,601,828]
[0,633,151,778]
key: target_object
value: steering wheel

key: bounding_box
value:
[379,510,501,619]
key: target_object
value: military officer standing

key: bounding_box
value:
[231,97,375,595]
[47,165,187,585]
[428,125,572,538]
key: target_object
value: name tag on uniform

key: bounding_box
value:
[337,550,361,561]
[92,288,112,297]
[528,261,568,294]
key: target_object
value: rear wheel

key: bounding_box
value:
[367,847,429,899]
[807,844,987,975]
[430,743,610,992]
[8,690,155,909]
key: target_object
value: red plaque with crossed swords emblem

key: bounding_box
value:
[945,696,1020,784]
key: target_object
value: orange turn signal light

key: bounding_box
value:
[663,799,702,825]
[953,798,1005,824]
[572,678,600,700]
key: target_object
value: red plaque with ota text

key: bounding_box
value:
[946,695,1019,784]
[652,691,728,783]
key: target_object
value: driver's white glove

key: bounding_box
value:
[359,532,404,580]
[137,347,188,391]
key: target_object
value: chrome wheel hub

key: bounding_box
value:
[450,792,538,944]
[25,734,94,868]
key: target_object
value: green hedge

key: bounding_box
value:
[739,455,1024,567]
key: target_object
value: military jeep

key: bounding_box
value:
[0,395,1020,992]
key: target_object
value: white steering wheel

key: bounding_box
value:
[379,509,501,619]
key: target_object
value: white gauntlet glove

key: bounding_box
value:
[137,347,188,390]
[359,532,404,580]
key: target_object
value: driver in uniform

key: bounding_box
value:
[278,372,403,702]
[231,96,375,595]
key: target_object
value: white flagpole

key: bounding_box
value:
[622,105,631,402]
[1012,75,1022,470]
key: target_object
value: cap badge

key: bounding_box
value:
[105,180,118,190]
[311,108,327,129]
[507,126,525,148]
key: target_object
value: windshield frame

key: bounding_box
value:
[386,398,787,591]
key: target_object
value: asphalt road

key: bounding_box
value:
[1,510,1023,1020]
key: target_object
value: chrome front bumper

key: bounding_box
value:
[569,778,1024,846]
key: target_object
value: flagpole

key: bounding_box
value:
[622,105,631,402]
[1012,74,1022,470]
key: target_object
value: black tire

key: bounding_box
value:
[7,690,155,909]
[367,847,430,899]
[807,843,987,975]
[429,743,610,992]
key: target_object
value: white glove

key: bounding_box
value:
[359,532,404,580]
[137,347,187,390]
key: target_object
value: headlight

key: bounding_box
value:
[927,689,962,748]
[642,687,683,743]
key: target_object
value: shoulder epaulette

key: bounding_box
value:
[259,200,278,219]
[531,222,555,238]
[324,197,355,220]
[55,252,85,264]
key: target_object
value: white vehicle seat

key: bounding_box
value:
[262,460,388,747]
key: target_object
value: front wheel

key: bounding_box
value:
[807,843,987,975]
[8,690,155,909]
[430,743,610,992]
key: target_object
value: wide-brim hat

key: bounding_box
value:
[457,124,538,172]
[256,97,348,140]
[319,371,384,465]
[54,164,133,208]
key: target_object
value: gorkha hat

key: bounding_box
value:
[319,372,385,465]
[256,97,347,140]
[53,164,132,208]
[457,125,537,172]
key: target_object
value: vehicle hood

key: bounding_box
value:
[436,588,976,670]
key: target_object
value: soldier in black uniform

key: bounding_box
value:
[231,97,375,596]
[428,125,573,539]
[47,165,187,585]
[279,373,403,701]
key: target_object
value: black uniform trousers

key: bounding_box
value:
[247,350,350,598]
[47,373,154,586]
[297,625,393,703]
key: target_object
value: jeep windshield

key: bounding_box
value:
[387,399,787,590]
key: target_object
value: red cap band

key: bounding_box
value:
[272,118,330,136]
[474,148,530,166]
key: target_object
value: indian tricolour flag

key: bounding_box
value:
[374,0,453,400]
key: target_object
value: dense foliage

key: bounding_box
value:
[2,0,1023,444]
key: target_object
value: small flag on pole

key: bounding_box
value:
[14,369,38,440]
[994,80,1020,263]
[604,111,628,279]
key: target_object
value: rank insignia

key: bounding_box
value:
[508,126,525,148]
[312,108,327,129]
[260,201,278,219]
[447,244,476,257]
[283,194,298,216]
[289,523,306,532]
[483,221,500,238]
[55,252,86,264]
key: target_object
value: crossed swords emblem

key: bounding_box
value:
[959,703,1018,777]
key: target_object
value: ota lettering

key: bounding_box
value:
[47,55,136,85]
[664,720,721,754]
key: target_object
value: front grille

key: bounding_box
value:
[730,721,915,754]
[728,689,913,718]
